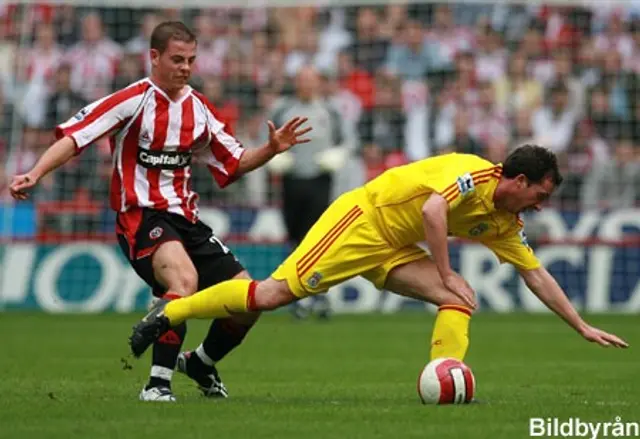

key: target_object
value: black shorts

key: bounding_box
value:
[116,208,244,297]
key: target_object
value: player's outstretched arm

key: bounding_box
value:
[9,136,77,200]
[236,117,312,176]
[519,267,629,348]
[422,194,477,309]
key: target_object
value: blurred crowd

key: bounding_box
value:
[1,2,640,214]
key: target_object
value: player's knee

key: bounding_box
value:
[440,295,476,313]
[166,268,198,296]
[180,271,199,295]
[254,280,296,311]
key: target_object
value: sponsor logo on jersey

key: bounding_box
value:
[456,173,475,196]
[137,149,192,170]
[468,222,489,237]
[149,227,164,240]
[307,272,323,289]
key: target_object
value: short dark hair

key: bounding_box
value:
[503,144,563,186]
[150,21,196,54]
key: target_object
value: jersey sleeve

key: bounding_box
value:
[192,91,246,188]
[55,83,145,154]
[426,160,499,211]
[483,228,541,271]
[193,126,246,188]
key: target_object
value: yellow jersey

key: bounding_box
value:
[363,153,540,271]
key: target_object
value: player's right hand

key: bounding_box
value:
[580,324,629,348]
[442,272,477,310]
[9,173,38,200]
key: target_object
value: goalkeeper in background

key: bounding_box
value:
[130,145,628,365]
[267,66,353,320]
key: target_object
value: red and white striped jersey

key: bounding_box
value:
[55,78,245,223]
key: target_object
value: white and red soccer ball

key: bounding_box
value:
[417,358,475,404]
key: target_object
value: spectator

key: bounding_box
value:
[600,50,632,121]
[358,74,405,153]
[284,28,322,77]
[593,12,634,65]
[468,80,509,162]
[44,64,86,131]
[550,47,586,118]
[581,133,640,210]
[224,53,259,115]
[192,13,225,77]
[18,23,63,127]
[519,20,554,84]
[556,119,609,205]
[474,19,507,82]
[346,7,389,74]
[384,19,445,81]
[587,83,624,141]
[201,75,239,135]
[439,109,486,157]
[235,110,269,206]
[125,13,163,75]
[531,81,578,153]
[111,52,144,92]
[65,12,123,101]
[337,49,375,110]
[426,5,474,66]
[494,50,543,116]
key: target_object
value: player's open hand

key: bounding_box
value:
[580,325,629,348]
[9,173,39,200]
[267,117,312,154]
[442,272,477,310]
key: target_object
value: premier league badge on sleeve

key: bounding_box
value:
[456,173,475,196]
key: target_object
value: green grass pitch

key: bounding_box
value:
[0,312,637,439]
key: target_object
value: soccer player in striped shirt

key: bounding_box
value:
[129,145,628,371]
[10,21,312,402]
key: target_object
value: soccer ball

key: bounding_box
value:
[417,358,475,404]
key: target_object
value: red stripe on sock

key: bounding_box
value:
[246,281,258,311]
[438,305,473,317]
[163,293,182,301]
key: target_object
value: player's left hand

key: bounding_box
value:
[580,325,629,348]
[267,117,312,154]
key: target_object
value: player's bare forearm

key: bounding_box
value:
[422,194,453,277]
[422,194,477,309]
[519,267,587,334]
[236,144,276,176]
[30,136,77,181]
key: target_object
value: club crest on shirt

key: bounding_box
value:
[468,222,489,237]
[307,272,323,289]
[456,173,475,196]
[149,226,164,240]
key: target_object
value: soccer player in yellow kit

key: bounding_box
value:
[130,145,628,362]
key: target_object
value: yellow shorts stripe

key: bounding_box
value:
[296,205,360,271]
[296,206,363,277]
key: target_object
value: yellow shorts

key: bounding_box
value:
[271,188,427,298]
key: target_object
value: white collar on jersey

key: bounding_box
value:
[146,78,193,105]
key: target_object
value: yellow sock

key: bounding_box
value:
[430,305,472,361]
[164,279,255,325]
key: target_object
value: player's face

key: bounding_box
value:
[151,39,197,90]
[509,175,555,214]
